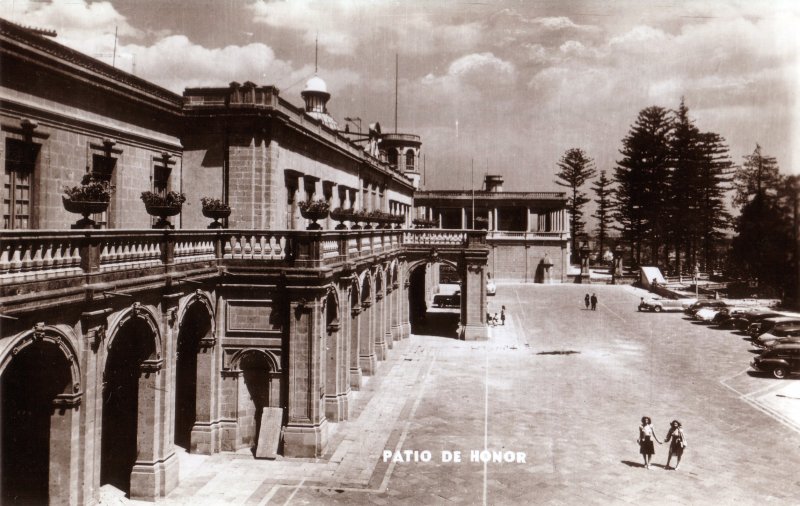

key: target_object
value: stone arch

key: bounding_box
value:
[174,291,217,453]
[104,302,162,365]
[404,257,458,281]
[228,349,279,451]
[176,289,216,333]
[100,302,162,494]
[229,348,281,373]
[0,324,82,398]
[321,284,341,332]
[1,324,82,505]
[359,269,372,305]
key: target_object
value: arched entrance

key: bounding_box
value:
[101,316,157,494]
[409,261,461,338]
[1,338,73,505]
[238,351,272,451]
[174,300,213,451]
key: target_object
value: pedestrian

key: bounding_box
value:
[638,416,661,469]
[584,293,590,309]
[500,306,506,325]
[664,420,686,470]
[493,312,499,325]
[590,293,598,311]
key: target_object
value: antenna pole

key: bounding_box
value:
[471,158,475,230]
[395,53,398,133]
[315,33,318,73]
[112,25,118,68]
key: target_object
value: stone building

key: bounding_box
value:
[0,18,490,504]
[415,175,570,283]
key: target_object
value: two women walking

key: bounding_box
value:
[638,417,686,470]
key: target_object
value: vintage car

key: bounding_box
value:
[754,331,800,349]
[684,300,728,316]
[750,343,800,378]
[638,297,695,313]
[432,290,461,308]
[694,307,723,322]
[749,317,800,339]
[728,309,786,332]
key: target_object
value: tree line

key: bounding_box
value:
[554,98,799,301]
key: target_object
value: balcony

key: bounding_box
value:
[486,231,568,241]
[0,228,486,309]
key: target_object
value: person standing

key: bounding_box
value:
[664,420,686,470]
[584,293,590,309]
[590,293,598,311]
[638,416,661,469]
[500,306,506,325]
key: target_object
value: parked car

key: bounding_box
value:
[433,290,460,308]
[750,343,800,378]
[638,297,695,313]
[684,300,728,316]
[730,309,786,332]
[694,307,722,322]
[714,307,761,328]
[749,317,800,339]
[486,279,496,296]
[752,324,800,347]
[755,333,800,349]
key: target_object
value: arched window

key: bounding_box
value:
[405,150,415,171]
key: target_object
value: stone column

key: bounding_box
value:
[358,301,377,375]
[384,283,394,349]
[350,304,363,389]
[460,245,489,341]
[283,290,328,458]
[218,370,239,451]
[374,291,387,360]
[493,208,499,231]
[461,207,466,229]
[324,317,347,422]
[191,336,217,454]
[49,395,81,506]
[391,280,401,341]
[130,359,176,500]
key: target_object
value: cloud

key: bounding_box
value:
[530,16,598,32]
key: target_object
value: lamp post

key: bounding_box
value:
[578,239,591,284]
[344,116,362,133]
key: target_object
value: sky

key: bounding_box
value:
[3,0,799,192]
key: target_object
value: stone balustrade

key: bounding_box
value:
[1,229,486,290]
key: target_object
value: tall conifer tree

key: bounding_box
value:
[555,148,596,262]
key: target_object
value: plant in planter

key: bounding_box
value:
[141,190,186,229]
[330,207,354,230]
[63,174,115,229]
[368,210,389,228]
[350,209,370,229]
[390,213,405,228]
[412,218,436,229]
[201,197,231,229]
[474,216,489,230]
[298,198,330,230]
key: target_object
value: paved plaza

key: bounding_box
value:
[122,284,800,505]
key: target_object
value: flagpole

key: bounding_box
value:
[471,158,475,230]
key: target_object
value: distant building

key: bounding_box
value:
[415,175,570,282]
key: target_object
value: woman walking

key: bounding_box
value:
[638,416,661,469]
[664,420,686,470]
[584,293,590,309]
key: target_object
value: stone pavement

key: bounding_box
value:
[120,284,800,505]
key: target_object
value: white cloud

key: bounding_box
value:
[531,16,597,31]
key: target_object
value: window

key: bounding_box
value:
[153,165,170,198]
[3,138,38,229]
[405,150,415,171]
[388,150,398,170]
[91,154,116,227]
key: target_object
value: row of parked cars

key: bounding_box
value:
[639,296,800,379]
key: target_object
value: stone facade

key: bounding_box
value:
[0,19,489,505]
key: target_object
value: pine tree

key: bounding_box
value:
[554,148,597,262]
[613,106,672,266]
[668,98,700,274]
[694,131,733,271]
[731,145,789,296]
[591,170,613,257]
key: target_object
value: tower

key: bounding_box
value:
[301,76,338,129]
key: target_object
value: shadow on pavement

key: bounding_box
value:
[620,460,645,468]
[412,310,460,339]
